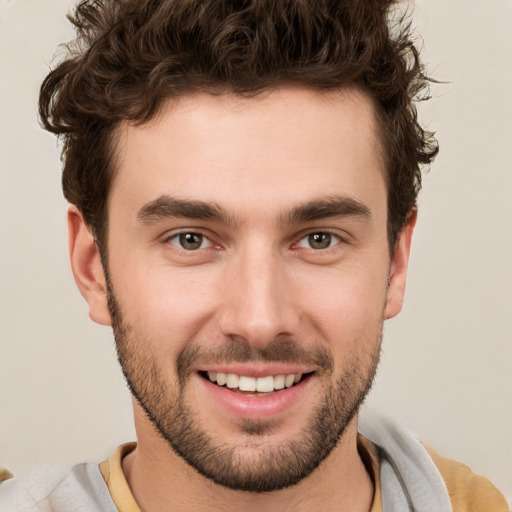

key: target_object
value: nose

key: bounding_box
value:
[217,243,300,348]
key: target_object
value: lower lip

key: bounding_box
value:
[198,374,312,420]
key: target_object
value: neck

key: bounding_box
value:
[122,412,374,512]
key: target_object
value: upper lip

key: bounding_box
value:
[195,363,315,378]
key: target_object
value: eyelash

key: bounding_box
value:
[166,231,215,251]
[164,229,345,252]
[295,231,343,250]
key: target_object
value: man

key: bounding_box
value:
[0,0,508,510]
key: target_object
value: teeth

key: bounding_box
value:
[256,376,274,393]
[239,376,256,392]
[273,375,285,390]
[216,372,226,386]
[285,374,295,388]
[206,372,303,392]
[226,373,239,389]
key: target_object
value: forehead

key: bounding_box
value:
[110,87,386,222]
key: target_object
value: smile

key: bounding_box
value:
[204,371,306,394]
[197,368,315,419]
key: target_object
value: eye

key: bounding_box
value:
[169,232,212,251]
[297,232,341,250]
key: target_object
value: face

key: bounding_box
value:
[71,88,414,492]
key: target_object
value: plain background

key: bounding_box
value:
[1,0,511,504]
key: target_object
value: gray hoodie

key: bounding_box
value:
[0,410,453,512]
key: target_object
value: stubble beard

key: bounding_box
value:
[106,281,382,493]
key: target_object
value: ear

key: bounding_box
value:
[68,205,112,326]
[384,208,417,320]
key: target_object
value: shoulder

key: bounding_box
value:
[424,444,509,512]
[0,464,71,512]
[0,467,13,483]
[0,463,117,512]
[358,409,509,512]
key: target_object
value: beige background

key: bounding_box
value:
[1,0,511,504]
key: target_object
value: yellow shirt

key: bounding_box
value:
[97,438,508,512]
[97,440,385,512]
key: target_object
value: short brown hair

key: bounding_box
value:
[39,0,438,251]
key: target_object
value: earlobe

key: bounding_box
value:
[68,206,112,326]
[384,209,417,320]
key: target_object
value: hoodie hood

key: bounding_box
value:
[359,408,452,512]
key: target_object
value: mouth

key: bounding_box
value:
[199,371,313,396]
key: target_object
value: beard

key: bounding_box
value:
[106,280,382,493]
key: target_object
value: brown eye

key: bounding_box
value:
[309,233,331,249]
[170,232,211,250]
[298,232,340,250]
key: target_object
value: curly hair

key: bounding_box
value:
[39,0,438,251]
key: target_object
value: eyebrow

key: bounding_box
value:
[137,194,371,226]
[282,196,371,224]
[137,196,236,225]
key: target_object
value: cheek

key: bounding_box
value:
[110,259,222,347]
[294,264,388,342]
[108,244,390,359]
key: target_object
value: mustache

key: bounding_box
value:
[176,337,334,384]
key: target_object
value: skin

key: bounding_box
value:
[68,87,415,511]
